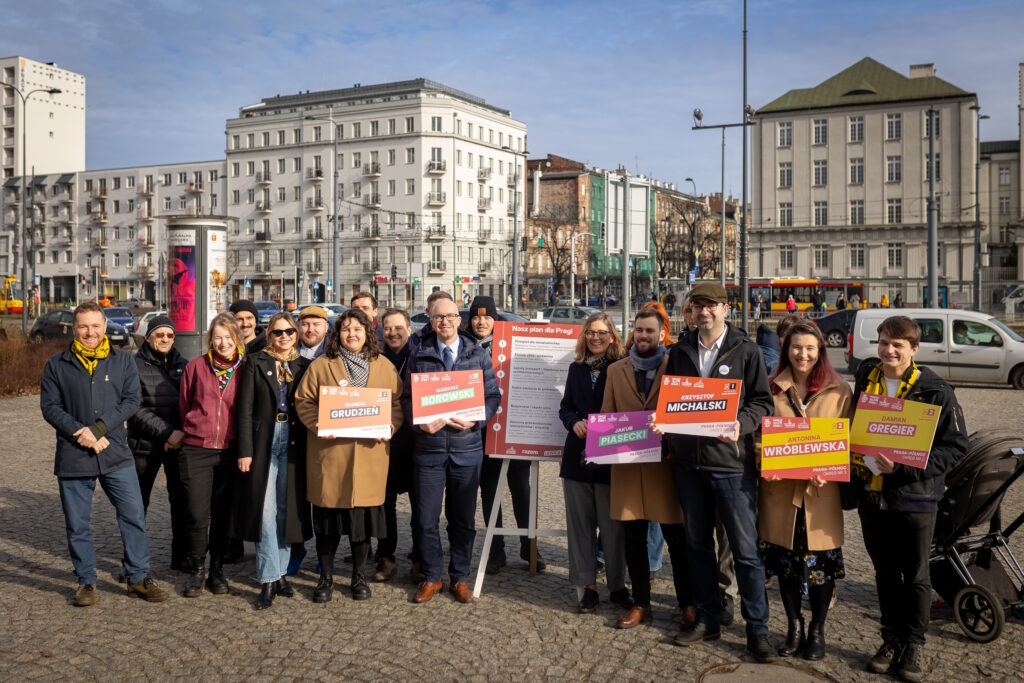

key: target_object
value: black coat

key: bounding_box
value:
[384,338,416,494]
[230,351,313,543]
[558,360,613,484]
[127,342,187,461]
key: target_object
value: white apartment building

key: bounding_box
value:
[224,79,527,308]
[752,58,980,306]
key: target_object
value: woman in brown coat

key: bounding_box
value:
[759,320,853,660]
[295,309,403,603]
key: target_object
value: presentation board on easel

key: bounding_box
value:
[474,321,581,597]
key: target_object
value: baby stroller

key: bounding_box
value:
[930,431,1024,643]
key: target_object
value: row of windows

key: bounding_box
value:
[85,194,217,214]
[236,243,501,269]
[235,212,510,235]
[776,242,909,270]
[777,154,941,188]
[777,197,933,227]
[777,112,940,147]
[229,149,517,178]
[83,170,217,192]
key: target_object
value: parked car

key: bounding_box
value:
[587,293,619,307]
[298,302,347,329]
[121,298,147,310]
[104,306,136,333]
[134,309,168,344]
[540,305,602,324]
[846,307,1024,389]
[253,300,280,325]
[814,309,856,347]
[30,310,130,348]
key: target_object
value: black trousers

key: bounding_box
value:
[376,468,420,563]
[134,448,188,565]
[479,457,531,557]
[623,519,692,608]
[859,506,937,645]
[178,445,233,565]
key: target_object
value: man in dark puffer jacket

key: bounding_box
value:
[127,315,189,571]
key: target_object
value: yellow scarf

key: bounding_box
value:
[851,360,920,505]
[71,337,111,376]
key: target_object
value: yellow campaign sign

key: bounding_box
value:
[760,416,850,482]
[850,393,941,469]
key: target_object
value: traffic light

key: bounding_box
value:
[391,264,398,280]
[80,275,86,290]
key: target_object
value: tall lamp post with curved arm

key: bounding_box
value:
[10,85,62,335]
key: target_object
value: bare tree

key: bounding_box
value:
[656,195,724,280]
[529,201,586,295]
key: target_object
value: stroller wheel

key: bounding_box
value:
[953,584,1005,643]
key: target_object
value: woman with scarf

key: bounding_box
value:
[558,312,634,613]
[232,312,313,610]
[178,312,246,598]
[295,309,403,603]
[758,321,852,660]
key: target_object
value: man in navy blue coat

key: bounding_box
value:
[402,295,500,604]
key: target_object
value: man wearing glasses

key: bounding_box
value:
[664,282,776,661]
[128,315,190,572]
[402,295,500,604]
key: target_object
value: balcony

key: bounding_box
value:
[134,236,155,250]
[426,191,446,206]
[134,265,155,280]
[255,232,270,242]
[306,197,325,211]
[426,160,447,174]
[307,261,324,275]
[477,229,491,242]
[477,197,492,211]
[362,260,382,273]
[90,211,108,224]
[256,200,272,213]
[363,162,382,177]
[90,188,108,200]
[253,261,270,274]
[33,230,46,246]
[305,229,325,242]
[136,183,155,197]
[363,193,381,209]
[477,167,492,181]
[364,226,381,240]
[256,171,272,186]
[427,225,446,240]
[32,195,46,207]
[186,181,204,194]
[428,260,447,274]
[507,173,516,187]
[136,207,154,221]
[306,167,324,182]
[89,236,109,251]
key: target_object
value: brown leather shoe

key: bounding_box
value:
[413,580,444,604]
[680,605,697,630]
[616,605,653,629]
[450,581,474,604]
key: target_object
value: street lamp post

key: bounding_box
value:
[502,145,528,314]
[10,85,61,335]
[304,107,339,302]
[970,105,989,311]
[692,113,746,290]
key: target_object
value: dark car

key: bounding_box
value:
[104,306,136,333]
[30,310,130,348]
[814,308,856,347]
[253,300,280,325]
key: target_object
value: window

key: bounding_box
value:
[163,197,171,211]
[813,160,827,186]
[247,133,254,148]
[387,179,396,196]
[178,172,187,184]
[887,156,902,183]
[246,161,255,176]
[813,201,828,226]
[405,148,415,164]
[778,162,792,188]
[370,120,379,137]
[293,128,301,144]
[813,245,829,269]
[915,319,943,343]
[352,122,361,138]
[405,117,414,133]
[850,200,864,225]
[278,217,286,233]
[232,135,240,150]
[886,113,902,140]
[778,202,793,227]
[779,245,794,269]
[277,130,285,145]
[887,198,903,224]
[387,149,396,166]
[293,157,301,172]
[406,179,415,195]
[926,153,941,181]
[887,242,903,268]
[277,159,286,174]
[294,217,302,233]
[999,167,1011,185]
[925,111,940,138]
[387,119,395,135]
[850,243,865,269]
[232,190,240,205]
[352,152,361,168]
[999,196,1010,215]
[813,119,827,145]
[849,116,863,142]
[778,121,792,147]
[431,116,442,132]
[848,157,864,185]
[262,131,270,146]
[277,187,286,202]
[352,182,361,198]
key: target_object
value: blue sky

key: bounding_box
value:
[6,0,1023,196]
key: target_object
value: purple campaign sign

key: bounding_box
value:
[585,410,662,465]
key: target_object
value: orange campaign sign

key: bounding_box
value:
[317,386,393,439]
[850,393,941,469]
[760,416,850,482]
[654,375,742,437]
[410,369,487,425]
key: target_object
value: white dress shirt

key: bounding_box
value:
[697,328,728,378]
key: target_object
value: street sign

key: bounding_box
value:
[244,278,252,288]
[326,278,332,288]
[547,277,554,285]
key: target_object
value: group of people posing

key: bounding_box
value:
[41,282,967,681]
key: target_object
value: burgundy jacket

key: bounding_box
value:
[179,353,244,450]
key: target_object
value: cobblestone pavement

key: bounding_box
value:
[2,383,1024,682]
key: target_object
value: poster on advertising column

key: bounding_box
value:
[485,321,582,459]
[206,228,227,331]
[167,229,197,332]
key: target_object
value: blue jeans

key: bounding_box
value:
[647,522,665,572]
[256,423,291,584]
[675,465,769,636]
[58,466,151,585]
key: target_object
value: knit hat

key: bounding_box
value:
[229,300,259,318]
[297,305,328,321]
[468,295,498,320]
[146,314,175,337]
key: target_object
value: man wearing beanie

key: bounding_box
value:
[128,316,190,571]
[229,300,266,354]
[296,306,330,360]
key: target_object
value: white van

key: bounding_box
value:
[846,308,1024,389]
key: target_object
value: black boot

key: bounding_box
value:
[351,572,371,600]
[275,576,295,598]
[313,553,334,603]
[802,581,832,661]
[183,558,205,598]
[778,579,805,657]
[254,582,276,610]
[206,557,229,595]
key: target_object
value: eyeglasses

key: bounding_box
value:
[691,301,723,312]
[584,330,611,338]
[151,332,175,340]
[431,314,461,324]
[269,328,297,338]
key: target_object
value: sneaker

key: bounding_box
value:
[374,558,397,582]
[867,640,900,674]
[896,644,923,683]
[578,587,600,613]
[127,576,169,603]
[746,633,779,663]
[674,622,721,646]
[73,583,97,607]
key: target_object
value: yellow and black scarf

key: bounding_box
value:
[262,345,299,383]
[71,337,111,376]
[851,360,920,505]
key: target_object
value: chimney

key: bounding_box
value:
[909,63,936,79]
